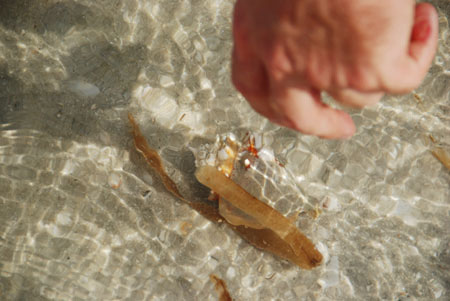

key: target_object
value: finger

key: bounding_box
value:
[232,47,269,99]
[328,88,384,108]
[231,47,274,119]
[232,2,275,119]
[383,3,439,93]
[271,87,356,139]
[410,3,439,61]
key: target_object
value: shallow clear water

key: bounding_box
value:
[0,0,449,300]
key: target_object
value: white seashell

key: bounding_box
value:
[67,80,100,97]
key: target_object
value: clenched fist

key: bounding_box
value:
[232,0,438,138]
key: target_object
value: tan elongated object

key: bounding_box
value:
[432,148,450,170]
[219,197,265,230]
[195,165,322,268]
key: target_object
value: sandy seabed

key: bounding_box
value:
[0,0,449,300]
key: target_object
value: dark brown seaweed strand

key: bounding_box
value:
[128,113,185,201]
[210,275,233,301]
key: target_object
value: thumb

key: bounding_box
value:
[409,3,439,65]
[271,87,356,139]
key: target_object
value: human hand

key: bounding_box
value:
[232,0,438,138]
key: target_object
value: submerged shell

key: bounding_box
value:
[129,114,322,269]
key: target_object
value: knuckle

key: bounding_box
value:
[263,42,294,80]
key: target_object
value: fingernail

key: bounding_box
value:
[412,20,431,42]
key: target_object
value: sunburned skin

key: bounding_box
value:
[232,0,438,139]
[129,113,322,269]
